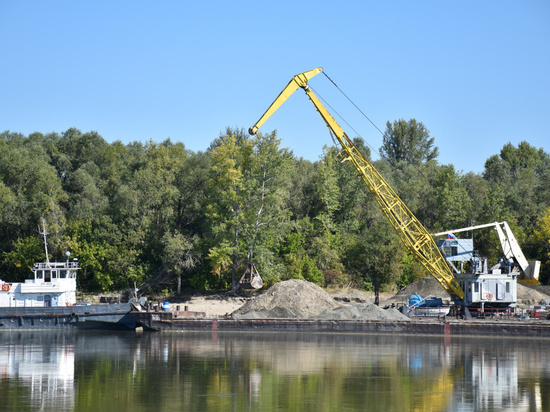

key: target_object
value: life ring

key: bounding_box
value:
[2,283,10,292]
[66,302,72,306]
[486,292,494,301]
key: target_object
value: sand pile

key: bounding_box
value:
[330,289,373,303]
[517,283,549,305]
[383,277,450,305]
[233,279,342,319]
[316,303,410,321]
[233,279,411,321]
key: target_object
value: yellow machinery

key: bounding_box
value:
[249,68,465,300]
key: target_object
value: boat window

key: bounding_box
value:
[506,282,510,293]
[45,270,51,282]
[474,282,479,293]
[36,270,43,280]
[59,270,67,278]
[37,296,44,301]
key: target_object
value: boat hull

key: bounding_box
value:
[411,306,450,317]
[0,303,136,330]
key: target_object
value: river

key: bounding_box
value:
[0,330,549,411]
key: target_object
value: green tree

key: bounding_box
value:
[278,219,323,285]
[309,146,346,285]
[206,132,254,291]
[431,165,472,231]
[0,132,65,248]
[242,131,293,284]
[342,220,402,291]
[380,119,439,166]
[286,158,316,220]
[483,141,550,229]
[161,231,201,293]
[533,207,550,284]
[206,129,294,291]
[2,236,44,282]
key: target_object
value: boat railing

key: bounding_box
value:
[33,261,80,270]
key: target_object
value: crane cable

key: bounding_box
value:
[308,71,385,157]
[318,70,437,185]
[322,71,385,137]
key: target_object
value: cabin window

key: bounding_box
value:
[45,271,51,282]
[36,270,43,280]
[474,282,479,293]
[441,241,459,257]
[506,282,510,293]
[37,296,44,301]
[44,295,51,307]
[59,270,67,278]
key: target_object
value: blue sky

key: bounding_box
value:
[1,1,548,173]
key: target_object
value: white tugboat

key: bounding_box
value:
[0,221,136,330]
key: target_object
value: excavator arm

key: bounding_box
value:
[249,68,465,300]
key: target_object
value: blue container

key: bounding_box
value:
[408,294,423,307]
[163,302,170,311]
[424,297,443,307]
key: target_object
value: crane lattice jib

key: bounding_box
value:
[249,68,464,300]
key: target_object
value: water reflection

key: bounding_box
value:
[0,331,549,411]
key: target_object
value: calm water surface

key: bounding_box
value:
[0,330,549,411]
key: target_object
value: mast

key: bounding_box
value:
[39,218,50,266]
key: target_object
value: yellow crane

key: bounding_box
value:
[249,68,465,300]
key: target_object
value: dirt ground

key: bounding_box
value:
[168,295,250,317]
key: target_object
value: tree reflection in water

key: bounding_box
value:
[0,331,549,411]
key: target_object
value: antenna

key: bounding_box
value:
[39,218,50,265]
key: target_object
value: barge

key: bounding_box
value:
[130,308,550,338]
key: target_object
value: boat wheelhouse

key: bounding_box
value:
[0,255,79,308]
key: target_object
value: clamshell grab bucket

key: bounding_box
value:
[239,263,264,290]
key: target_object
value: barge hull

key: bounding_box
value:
[0,303,136,330]
[131,314,550,338]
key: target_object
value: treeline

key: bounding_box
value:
[1,122,549,294]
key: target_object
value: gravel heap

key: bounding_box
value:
[383,277,451,305]
[316,303,410,321]
[517,283,549,305]
[233,279,410,321]
[233,279,342,319]
[330,289,372,303]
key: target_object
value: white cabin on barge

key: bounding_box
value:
[0,255,79,308]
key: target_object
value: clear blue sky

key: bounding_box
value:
[1,1,548,173]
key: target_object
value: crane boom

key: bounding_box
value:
[249,68,465,299]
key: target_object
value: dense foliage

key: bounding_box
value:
[1,123,549,294]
